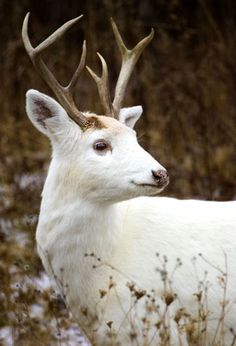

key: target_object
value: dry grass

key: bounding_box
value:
[76,252,236,346]
[2,229,236,345]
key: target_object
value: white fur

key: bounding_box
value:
[119,106,143,128]
[26,90,236,345]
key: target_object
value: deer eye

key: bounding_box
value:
[93,140,111,153]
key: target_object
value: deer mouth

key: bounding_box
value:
[131,177,169,189]
[131,181,165,189]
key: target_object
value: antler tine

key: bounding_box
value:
[111,18,154,117]
[86,53,114,116]
[22,12,90,129]
[67,40,86,93]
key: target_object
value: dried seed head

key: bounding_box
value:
[81,306,88,316]
[193,291,202,302]
[99,289,107,298]
[107,321,113,329]
[134,288,146,300]
[162,292,176,306]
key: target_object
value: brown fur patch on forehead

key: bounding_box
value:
[84,115,107,130]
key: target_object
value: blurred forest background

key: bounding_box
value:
[0,0,235,345]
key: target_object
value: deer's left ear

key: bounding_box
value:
[119,106,143,129]
[26,89,72,138]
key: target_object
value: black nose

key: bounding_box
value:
[152,169,169,185]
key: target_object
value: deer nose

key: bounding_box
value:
[152,169,169,186]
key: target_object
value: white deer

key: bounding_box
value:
[22,13,236,346]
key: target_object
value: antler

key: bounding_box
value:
[86,53,114,116]
[87,19,154,119]
[22,12,90,129]
[111,19,154,118]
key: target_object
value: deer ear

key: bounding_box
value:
[25,89,69,137]
[119,106,143,129]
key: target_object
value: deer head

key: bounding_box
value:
[22,13,169,203]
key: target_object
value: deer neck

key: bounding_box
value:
[38,159,124,259]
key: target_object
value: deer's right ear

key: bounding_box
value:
[26,89,69,137]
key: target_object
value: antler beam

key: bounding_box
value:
[22,12,90,129]
[86,53,114,116]
[87,19,154,119]
[111,19,154,117]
